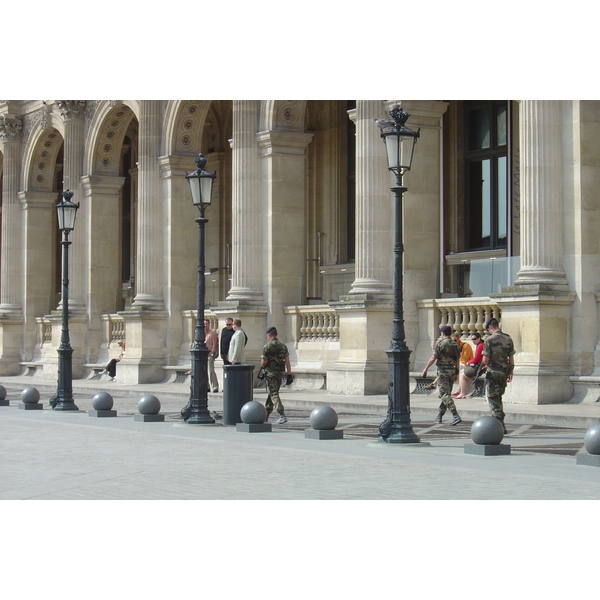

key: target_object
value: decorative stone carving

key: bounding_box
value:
[56,100,87,120]
[0,115,23,141]
[275,101,304,131]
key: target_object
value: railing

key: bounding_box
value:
[285,305,339,343]
[100,313,125,346]
[419,297,501,339]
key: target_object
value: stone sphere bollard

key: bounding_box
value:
[463,366,477,379]
[309,405,338,431]
[137,395,161,415]
[583,424,600,455]
[471,416,504,445]
[240,400,267,424]
[0,385,6,401]
[92,392,114,411]
[21,387,41,404]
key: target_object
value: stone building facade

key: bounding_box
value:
[1,99,599,406]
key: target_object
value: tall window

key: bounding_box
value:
[465,101,508,250]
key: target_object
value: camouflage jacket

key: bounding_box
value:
[482,330,515,376]
[434,337,460,374]
[261,338,289,374]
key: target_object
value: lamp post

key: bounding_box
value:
[52,189,80,411]
[181,154,217,424]
[377,104,421,443]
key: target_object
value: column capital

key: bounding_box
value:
[56,100,87,120]
[81,174,126,196]
[256,130,314,156]
[0,115,23,142]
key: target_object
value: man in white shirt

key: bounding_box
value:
[228,319,247,364]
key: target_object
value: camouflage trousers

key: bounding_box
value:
[265,372,285,415]
[437,372,458,415]
[486,373,507,420]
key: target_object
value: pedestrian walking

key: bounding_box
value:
[422,325,462,425]
[261,326,292,424]
[482,317,515,433]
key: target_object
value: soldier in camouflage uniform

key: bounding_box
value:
[261,326,292,424]
[422,326,462,425]
[482,317,515,434]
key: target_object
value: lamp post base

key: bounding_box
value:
[53,401,80,411]
[186,412,215,425]
[379,431,421,444]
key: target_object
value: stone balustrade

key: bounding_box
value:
[429,298,502,338]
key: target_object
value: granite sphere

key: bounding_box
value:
[0,385,6,401]
[463,366,477,379]
[583,423,600,455]
[309,405,338,430]
[92,392,114,411]
[240,400,267,424]
[21,386,41,404]
[137,394,161,415]
[471,416,504,445]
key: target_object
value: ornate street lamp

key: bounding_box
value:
[51,189,80,411]
[181,154,217,424]
[376,104,421,443]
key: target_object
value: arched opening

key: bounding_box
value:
[119,119,138,310]
[305,100,356,303]
[88,103,139,314]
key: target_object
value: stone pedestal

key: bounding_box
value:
[0,316,24,375]
[305,429,343,440]
[576,453,600,467]
[0,399,9,406]
[327,296,391,395]
[236,423,272,433]
[464,443,511,456]
[117,309,168,384]
[212,304,267,369]
[89,409,117,418]
[18,402,43,410]
[495,287,575,404]
[134,413,164,422]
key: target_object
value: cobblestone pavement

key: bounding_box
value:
[1,385,600,501]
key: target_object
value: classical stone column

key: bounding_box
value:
[515,100,569,288]
[0,115,23,316]
[256,128,313,328]
[57,101,87,312]
[226,100,265,304]
[497,100,574,404]
[81,175,125,363]
[131,100,165,310]
[0,115,24,374]
[348,100,393,298]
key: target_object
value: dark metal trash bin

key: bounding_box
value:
[222,364,255,425]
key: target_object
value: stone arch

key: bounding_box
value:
[85,101,138,176]
[163,100,212,156]
[22,126,64,192]
[259,100,308,132]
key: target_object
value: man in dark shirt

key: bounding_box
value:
[220,317,235,365]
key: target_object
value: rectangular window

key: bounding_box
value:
[464,101,508,251]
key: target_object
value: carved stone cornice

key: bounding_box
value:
[56,100,87,120]
[0,115,23,142]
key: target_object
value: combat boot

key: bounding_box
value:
[450,411,462,426]
[434,412,444,424]
[495,416,507,434]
